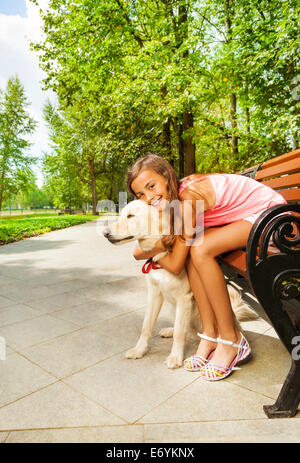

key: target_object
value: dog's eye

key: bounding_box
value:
[127,214,134,219]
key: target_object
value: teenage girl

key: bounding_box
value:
[126,153,286,380]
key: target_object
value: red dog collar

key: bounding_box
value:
[142,258,162,274]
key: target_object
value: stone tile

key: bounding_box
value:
[2,285,66,304]
[0,296,15,310]
[0,304,40,327]
[239,318,271,339]
[0,279,92,303]
[139,377,270,424]
[0,353,56,407]
[6,425,144,443]
[0,432,9,443]
[81,284,147,312]
[25,290,95,314]
[0,382,124,431]
[0,275,19,286]
[144,419,300,443]
[65,337,197,424]
[22,309,149,378]
[228,328,291,400]
[106,276,147,293]
[52,298,141,328]
[0,314,78,350]
[3,346,14,357]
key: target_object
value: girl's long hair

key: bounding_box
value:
[126,153,179,248]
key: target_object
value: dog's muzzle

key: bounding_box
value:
[102,227,134,244]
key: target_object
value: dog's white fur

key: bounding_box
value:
[103,200,257,368]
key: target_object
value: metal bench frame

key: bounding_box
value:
[220,149,300,418]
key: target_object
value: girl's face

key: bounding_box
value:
[131,169,169,210]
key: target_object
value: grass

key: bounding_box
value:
[0,214,100,245]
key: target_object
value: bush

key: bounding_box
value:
[0,215,98,244]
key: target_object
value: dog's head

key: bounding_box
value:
[102,200,163,248]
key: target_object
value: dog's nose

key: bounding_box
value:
[102,227,112,238]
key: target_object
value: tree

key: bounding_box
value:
[31,0,298,187]
[0,76,37,210]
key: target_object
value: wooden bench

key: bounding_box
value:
[218,148,300,418]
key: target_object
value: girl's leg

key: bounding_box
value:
[190,220,253,367]
[186,256,218,358]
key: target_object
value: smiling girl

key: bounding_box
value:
[126,153,286,380]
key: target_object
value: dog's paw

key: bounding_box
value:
[125,347,146,359]
[159,327,174,338]
[166,354,183,369]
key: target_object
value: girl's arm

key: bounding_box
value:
[133,239,166,260]
[157,235,191,275]
[157,189,206,275]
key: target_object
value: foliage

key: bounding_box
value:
[0,76,37,209]
[0,214,98,244]
[30,0,299,195]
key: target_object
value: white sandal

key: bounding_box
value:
[183,333,217,372]
[199,333,252,381]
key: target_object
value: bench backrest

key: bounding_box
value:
[242,149,300,203]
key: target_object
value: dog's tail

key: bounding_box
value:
[227,284,258,322]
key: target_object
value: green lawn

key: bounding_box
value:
[0,214,99,245]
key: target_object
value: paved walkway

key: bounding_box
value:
[0,219,299,443]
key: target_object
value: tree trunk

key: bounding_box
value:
[163,118,173,163]
[246,106,251,136]
[0,164,6,211]
[225,0,239,162]
[87,152,98,215]
[176,2,196,176]
[230,93,238,159]
[183,112,196,176]
[292,131,298,150]
[245,79,251,136]
[91,173,97,215]
[178,123,185,179]
[161,85,173,163]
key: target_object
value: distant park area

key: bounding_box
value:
[0,212,99,245]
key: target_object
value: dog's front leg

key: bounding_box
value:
[126,284,163,360]
[166,297,191,369]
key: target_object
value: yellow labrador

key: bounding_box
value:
[103,200,256,368]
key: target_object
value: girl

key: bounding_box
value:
[127,153,286,381]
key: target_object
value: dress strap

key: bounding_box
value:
[178,174,208,196]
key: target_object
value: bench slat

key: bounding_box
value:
[256,156,300,181]
[220,245,282,277]
[261,172,300,190]
[259,149,300,169]
[219,250,247,277]
[277,188,300,202]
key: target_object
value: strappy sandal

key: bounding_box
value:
[199,333,251,381]
[184,333,217,372]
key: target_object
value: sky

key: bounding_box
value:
[0,0,55,188]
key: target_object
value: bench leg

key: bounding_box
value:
[250,291,300,418]
[246,204,300,418]
[264,360,300,418]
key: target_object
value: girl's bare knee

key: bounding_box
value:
[190,245,210,264]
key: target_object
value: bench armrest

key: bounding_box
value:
[246,203,300,302]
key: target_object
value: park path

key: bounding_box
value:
[0,219,298,442]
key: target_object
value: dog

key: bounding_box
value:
[102,200,257,368]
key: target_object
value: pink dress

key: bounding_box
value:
[178,173,287,227]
